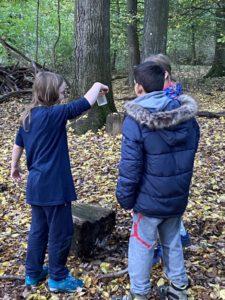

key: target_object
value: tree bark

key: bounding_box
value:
[206,0,225,77]
[35,0,40,62]
[53,0,61,68]
[191,24,197,65]
[73,0,117,134]
[142,0,169,60]
[111,0,120,72]
[127,0,140,85]
[112,50,117,71]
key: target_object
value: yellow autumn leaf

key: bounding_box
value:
[49,296,60,300]
[84,275,92,288]
[157,278,165,287]
[102,291,110,298]
[6,227,12,235]
[220,290,225,300]
[21,242,27,249]
[2,261,9,267]
[0,269,5,276]
[100,262,110,274]
[3,215,9,221]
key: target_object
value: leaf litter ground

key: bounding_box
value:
[0,76,225,300]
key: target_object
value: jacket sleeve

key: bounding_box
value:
[64,97,91,120]
[116,116,144,210]
[15,127,24,148]
[50,97,91,125]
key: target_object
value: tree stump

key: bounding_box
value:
[71,203,116,258]
[106,112,124,136]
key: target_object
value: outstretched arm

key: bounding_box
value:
[11,144,23,182]
[84,82,109,106]
[61,82,109,120]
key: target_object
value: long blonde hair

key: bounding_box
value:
[21,71,64,131]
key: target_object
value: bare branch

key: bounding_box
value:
[0,38,45,70]
[0,275,24,281]
[53,0,61,67]
[97,268,128,280]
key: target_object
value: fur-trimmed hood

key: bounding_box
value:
[124,94,198,130]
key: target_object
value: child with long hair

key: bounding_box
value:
[11,71,108,293]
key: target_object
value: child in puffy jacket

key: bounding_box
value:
[116,61,200,300]
[144,54,191,266]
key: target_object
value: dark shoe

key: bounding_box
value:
[158,284,188,300]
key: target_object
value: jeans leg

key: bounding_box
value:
[128,213,161,295]
[158,217,189,288]
[26,206,48,278]
[46,203,74,281]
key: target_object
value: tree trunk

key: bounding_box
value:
[142,0,169,61]
[106,112,125,136]
[73,0,117,134]
[191,25,197,65]
[112,50,117,71]
[111,0,120,72]
[127,0,140,86]
[206,1,225,77]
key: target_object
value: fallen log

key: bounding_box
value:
[0,89,32,103]
[0,275,24,281]
[0,73,18,91]
[71,203,116,258]
[198,110,225,118]
[0,64,34,97]
[105,110,225,136]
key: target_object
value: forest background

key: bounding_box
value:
[0,0,225,299]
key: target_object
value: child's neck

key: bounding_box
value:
[164,80,175,90]
[137,91,147,97]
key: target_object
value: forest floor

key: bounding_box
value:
[0,72,225,300]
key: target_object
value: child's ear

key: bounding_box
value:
[165,71,170,80]
[134,83,145,96]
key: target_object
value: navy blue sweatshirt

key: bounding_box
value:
[15,98,91,206]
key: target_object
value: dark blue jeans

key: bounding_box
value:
[26,203,74,281]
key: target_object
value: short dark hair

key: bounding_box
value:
[133,61,165,93]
